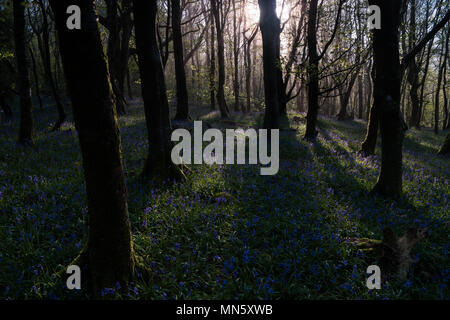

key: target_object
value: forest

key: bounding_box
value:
[0,0,449,301]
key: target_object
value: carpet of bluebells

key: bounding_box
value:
[0,102,449,300]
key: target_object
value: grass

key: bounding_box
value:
[0,102,448,300]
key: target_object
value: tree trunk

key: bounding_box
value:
[117,0,133,106]
[211,0,230,118]
[407,0,421,129]
[132,0,182,180]
[232,0,240,112]
[434,38,446,135]
[370,0,405,198]
[209,10,216,110]
[37,0,66,130]
[29,46,43,110]
[438,132,450,155]
[104,0,127,116]
[50,0,135,294]
[259,0,281,129]
[172,0,190,120]
[0,96,13,122]
[304,0,319,139]
[13,0,33,145]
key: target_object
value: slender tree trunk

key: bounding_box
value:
[304,0,319,138]
[443,31,448,130]
[210,10,216,110]
[132,0,181,180]
[434,37,446,135]
[232,0,240,112]
[50,0,136,294]
[37,0,66,130]
[370,0,406,197]
[105,0,127,116]
[172,0,189,120]
[211,0,230,118]
[13,0,33,145]
[407,0,421,129]
[29,46,43,110]
[126,64,133,100]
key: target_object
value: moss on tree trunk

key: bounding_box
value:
[50,0,136,295]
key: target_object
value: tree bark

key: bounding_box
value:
[132,0,182,180]
[304,0,319,139]
[172,0,190,120]
[259,0,281,129]
[29,45,43,110]
[370,0,405,198]
[50,0,136,294]
[211,0,230,118]
[104,0,127,116]
[13,0,34,145]
[407,0,421,129]
[438,132,450,155]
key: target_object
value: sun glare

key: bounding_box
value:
[244,1,292,26]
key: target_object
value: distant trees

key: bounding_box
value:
[35,0,66,130]
[50,0,135,293]
[304,0,344,139]
[13,0,34,145]
[100,0,133,116]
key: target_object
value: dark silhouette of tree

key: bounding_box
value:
[132,0,183,180]
[211,0,230,118]
[259,0,281,129]
[50,0,136,293]
[13,0,34,145]
[172,0,190,120]
[438,132,450,155]
[369,0,406,197]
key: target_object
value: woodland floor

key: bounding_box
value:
[0,100,449,299]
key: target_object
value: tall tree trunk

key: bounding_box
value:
[259,0,281,129]
[37,0,66,130]
[370,0,406,197]
[13,0,33,145]
[50,0,136,293]
[407,0,421,129]
[132,0,181,180]
[304,0,319,139]
[210,10,216,110]
[29,46,43,110]
[211,0,230,118]
[126,64,133,100]
[118,0,133,102]
[104,0,127,116]
[435,31,448,134]
[172,0,189,120]
[232,0,240,112]
[443,30,448,131]
[361,59,378,154]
